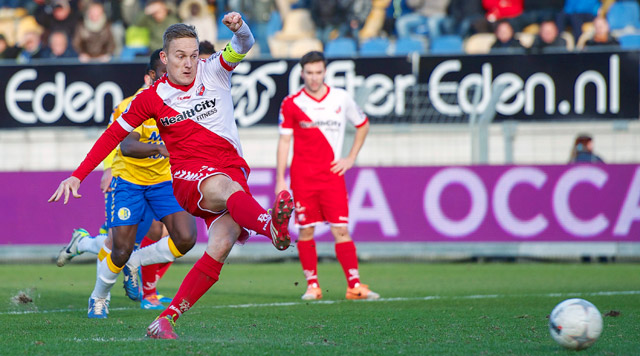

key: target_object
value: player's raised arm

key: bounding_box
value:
[221,11,254,63]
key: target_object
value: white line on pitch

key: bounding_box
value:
[2,290,639,316]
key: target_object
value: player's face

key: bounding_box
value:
[162,37,199,86]
[301,61,326,94]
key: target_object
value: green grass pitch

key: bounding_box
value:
[1,262,639,355]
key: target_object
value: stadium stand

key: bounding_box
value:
[618,33,640,49]
[429,34,463,54]
[324,36,357,58]
[463,33,495,54]
[359,37,390,56]
[606,0,640,32]
[394,36,427,55]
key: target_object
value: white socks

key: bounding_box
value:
[90,257,119,300]
[126,236,177,269]
[78,233,108,255]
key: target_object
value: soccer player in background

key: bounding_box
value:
[49,12,294,338]
[275,51,380,301]
[198,40,215,59]
[56,49,190,316]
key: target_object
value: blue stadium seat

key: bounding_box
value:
[120,46,149,60]
[266,10,282,37]
[607,1,640,31]
[619,33,640,49]
[324,37,357,58]
[394,37,426,55]
[359,37,390,57]
[429,35,463,55]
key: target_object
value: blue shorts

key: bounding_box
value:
[104,178,155,244]
[108,177,184,243]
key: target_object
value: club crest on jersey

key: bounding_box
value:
[159,99,217,126]
[197,84,206,96]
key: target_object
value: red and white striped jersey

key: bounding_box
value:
[278,86,368,179]
[120,51,247,175]
[72,48,249,181]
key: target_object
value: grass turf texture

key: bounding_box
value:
[1,262,638,355]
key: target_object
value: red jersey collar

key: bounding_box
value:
[164,73,196,92]
[303,84,330,103]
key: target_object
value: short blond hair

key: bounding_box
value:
[162,23,198,52]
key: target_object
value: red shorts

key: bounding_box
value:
[171,163,251,243]
[291,176,349,227]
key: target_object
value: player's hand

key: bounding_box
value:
[48,176,82,204]
[222,12,243,32]
[330,157,355,176]
[158,144,170,158]
[100,168,113,193]
[274,179,288,196]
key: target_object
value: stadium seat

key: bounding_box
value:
[560,31,575,51]
[394,37,426,55]
[463,33,495,54]
[429,35,463,55]
[516,32,535,48]
[289,38,323,58]
[120,46,148,60]
[266,10,282,37]
[618,33,640,49]
[324,37,357,58]
[606,0,640,31]
[359,37,390,57]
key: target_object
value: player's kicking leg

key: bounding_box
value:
[147,214,238,339]
[225,188,294,250]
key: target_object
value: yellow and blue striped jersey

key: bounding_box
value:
[109,88,171,185]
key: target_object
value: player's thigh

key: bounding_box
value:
[200,172,247,211]
[145,181,197,244]
[134,204,155,245]
[292,188,323,226]
[144,181,185,221]
[111,178,148,233]
[318,179,349,225]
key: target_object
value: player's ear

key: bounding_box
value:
[159,50,168,65]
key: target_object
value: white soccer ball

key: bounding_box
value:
[549,298,603,350]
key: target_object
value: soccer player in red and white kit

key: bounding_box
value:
[275,51,380,301]
[49,12,294,338]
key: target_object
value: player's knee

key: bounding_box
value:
[110,248,133,267]
[171,228,197,253]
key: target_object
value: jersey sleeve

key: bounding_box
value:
[200,21,254,87]
[72,90,152,181]
[344,93,368,128]
[278,96,294,135]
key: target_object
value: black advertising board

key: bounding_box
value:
[0,51,637,128]
[419,51,639,121]
[0,62,146,128]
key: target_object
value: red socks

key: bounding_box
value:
[297,239,319,287]
[335,241,360,288]
[160,252,223,322]
[226,191,270,237]
[140,237,158,298]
